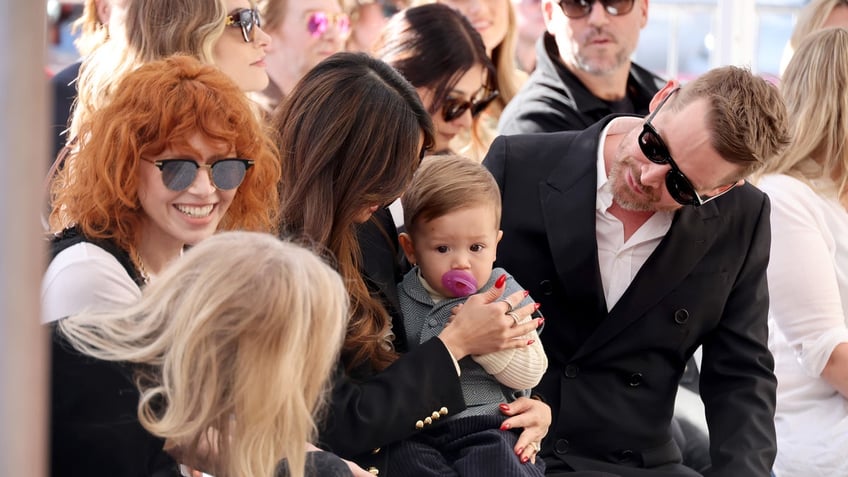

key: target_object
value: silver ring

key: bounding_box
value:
[531,442,541,453]
[500,299,514,314]
[508,311,521,326]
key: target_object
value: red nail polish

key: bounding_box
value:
[527,339,535,346]
[523,290,529,297]
[516,447,524,455]
[537,318,545,327]
[495,274,507,288]
[521,456,530,464]
[499,403,510,412]
[500,423,511,431]
[534,303,541,311]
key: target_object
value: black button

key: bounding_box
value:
[674,309,689,324]
[628,373,643,387]
[554,439,569,454]
[564,364,579,378]
[540,280,553,296]
[617,449,638,464]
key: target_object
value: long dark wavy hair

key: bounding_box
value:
[271,52,435,372]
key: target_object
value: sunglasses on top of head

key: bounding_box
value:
[442,88,500,122]
[638,88,737,207]
[558,0,635,19]
[306,11,351,38]
[142,158,254,192]
[226,8,261,43]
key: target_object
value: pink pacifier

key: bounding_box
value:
[441,269,478,298]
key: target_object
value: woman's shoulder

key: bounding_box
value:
[42,241,142,323]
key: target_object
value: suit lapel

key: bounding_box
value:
[575,204,721,357]
[541,122,611,319]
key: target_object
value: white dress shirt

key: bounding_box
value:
[595,119,673,310]
[758,173,848,477]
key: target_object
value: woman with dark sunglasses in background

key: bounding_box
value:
[414,0,529,159]
[375,3,499,158]
[43,56,280,323]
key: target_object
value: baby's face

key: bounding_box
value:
[405,204,502,297]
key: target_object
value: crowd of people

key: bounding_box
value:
[43,0,848,476]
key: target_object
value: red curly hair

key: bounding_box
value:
[49,55,280,253]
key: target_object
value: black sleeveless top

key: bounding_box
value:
[48,227,145,287]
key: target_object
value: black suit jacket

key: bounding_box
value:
[484,118,777,476]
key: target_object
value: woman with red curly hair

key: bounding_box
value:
[42,55,280,323]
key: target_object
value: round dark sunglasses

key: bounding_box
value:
[226,8,261,43]
[442,89,500,122]
[558,0,635,19]
[142,158,254,192]
[638,88,736,207]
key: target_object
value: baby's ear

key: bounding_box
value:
[496,230,504,244]
[398,232,416,265]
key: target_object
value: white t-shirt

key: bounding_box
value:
[42,241,142,323]
[758,173,848,477]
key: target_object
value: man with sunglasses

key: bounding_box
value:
[483,66,790,476]
[498,0,664,135]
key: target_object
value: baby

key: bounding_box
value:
[394,155,547,476]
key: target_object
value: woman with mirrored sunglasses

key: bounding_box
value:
[43,55,280,325]
[375,3,499,159]
[66,0,272,147]
[253,0,350,114]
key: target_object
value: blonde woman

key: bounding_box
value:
[755,27,848,476]
[779,0,848,74]
[67,0,272,144]
[51,231,352,477]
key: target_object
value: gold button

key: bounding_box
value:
[368,467,379,475]
[416,420,424,429]
[440,407,448,415]
[432,411,441,420]
[424,416,432,425]
[372,447,381,454]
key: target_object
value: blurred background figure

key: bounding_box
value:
[377,3,497,160]
[255,0,350,113]
[755,26,848,477]
[417,0,525,156]
[512,0,545,72]
[780,0,848,74]
[50,0,129,163]
[346,0,399,52]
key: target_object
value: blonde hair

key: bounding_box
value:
[402,155,502,235]
[71,0,109,56]
[58,231,349,477]
[756,28,848,199]
[68,0,235,142]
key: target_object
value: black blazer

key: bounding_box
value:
[484,118,777,476]
[317,208,466,475]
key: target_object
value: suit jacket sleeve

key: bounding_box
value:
[318,338,466,458]
[700,194,778,476]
